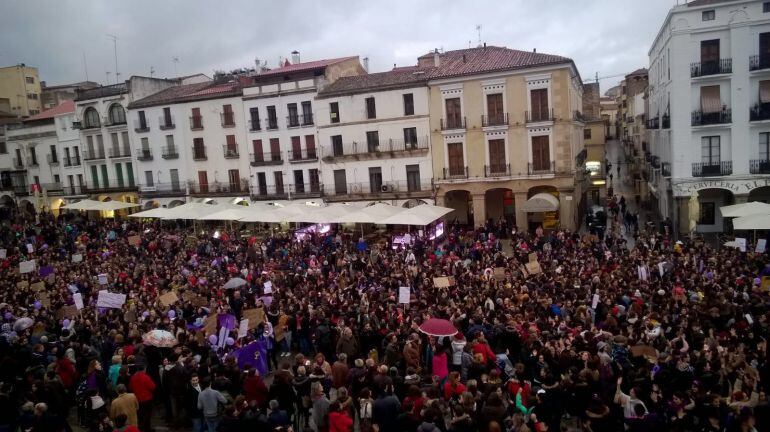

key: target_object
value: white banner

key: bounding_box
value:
[756,239,767,253]
[19,259,36,274]
[263,281,273,294]
[96,291,126,309]
[399,286,411,304]
[73,292,84,310]
[238,319,249,339]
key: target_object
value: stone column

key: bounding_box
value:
[472,194,486,228]
[676,197,689,236]
[558,189,576,231]
[734,194,749,205]
[514,192,529,232]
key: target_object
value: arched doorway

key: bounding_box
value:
[485,188,514,225]
[168,200,185,208]
[444,190,471,225]
[695,188,734,233]
[143,200,160,210]
[19,199,35,215]
[748,186,770,203]
[525,186,560,231]
[403,199,428,208]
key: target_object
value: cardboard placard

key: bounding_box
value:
[124,310,136,323]
[629,344,657,360]
[399,286,411,304]
[525,261,542,274]
[528,253,538,263]
[736,237,747,253]
[73,293,84,310]
[592,293,600,309]
[159,291,179,307]
[46,273,55,284]
[17,281,29,290]
[19,260,36,274]
[762,276,770,292]
[238,319,249,338]
[98,274,108,285]
[203,314,219,336]
[57,305,78,320]
[71,254,83,263]
[493,267,507,279]
[242,308,265,329]
[263,281,273,294]
[26,244,34,254]
[38,292,50,308]
[96,291,126,309]
[30,281,45,292]
[128,235,141,246]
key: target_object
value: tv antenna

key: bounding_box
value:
[476,24,482,47]
[172,56,180,75]
[150,66,155,77]
[106,34,119,83]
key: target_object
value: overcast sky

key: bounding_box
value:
[1,0,675,94]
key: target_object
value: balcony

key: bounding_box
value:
[690,59,732,77]
[250,151,283,167]
[220,113,236,128]
[136,148,153,161]
[82,149,106,161]
[62,185,87,195]
[661,162,671,177]
[159,115,175,130]
[750,55,770,71]
[223,145,240,159]
[750,105,770,122]
[250,184,289,200]
[192,146,207,161]
[440,117,466,131]
[188,180,248,196]
[322,136,429,160]
[750,159,770,174]
[265,118,278,130]
[484,164,511,177]
[287,115,300,128]
[526,109,555,123]
[442,166,468,180]
[691,109,731,126]
[288,182,323,198]
[646,117,659,129]
[134,120,150,133]
[109,147,132,158]
[249,118,261,132]
[324,179,433,201]
[12,157,23,169]
[481,113,509,127]
[63,157,81,167]
[300,113,314,126]
[79,122,100,131]
[528,161,556,175]
[288,148,318,163]
[46,154,59,165]
[692,161,732,177]
[662,114,670,129]
[161,146,179,159]
[190,115,203,131]
[138,182,184,197]
[40,182,63,196]
[286,113,313,128]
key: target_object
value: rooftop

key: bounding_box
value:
[421,45,572,80]
[686,0,738,7]
[318,67,430,97]
[24,100,75,122]
[41,81,100,90]
[75,83,128,101]
[252,56,358,80]
[128,81,242,109]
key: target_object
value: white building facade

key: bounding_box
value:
[647,0,770,234]
[315,69,434,206]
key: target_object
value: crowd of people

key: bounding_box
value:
[0,195,768,432]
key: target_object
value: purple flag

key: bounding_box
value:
[238,341,268,375]
[218,313,237,330]
[39,266,54,277]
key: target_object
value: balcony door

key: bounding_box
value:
[274,172,284,194]
[226,135,237,155]
[331,135,343,157]
[257,173,267,195]
[488,139,506,173]
[531,136,551,172]
[701,136,720,165]
[761,33,770,62]
[366,131,379,153]
[270,138,280,161]
[334,169,347,194]
[198,171,208,193]
[369,167,383,193]
[445,98,461,128]
[530,89,549,121]
[487,93,504,124]
[447,142,464,176]
[701,39,719,64]
[305,135,316,158]
[252,139,264,162]
[294,170,304,193]
[228,169,240,192]
[170,169,180,191]
[406,165,421,192]
[291,136,301,159]
[700,85,721,122]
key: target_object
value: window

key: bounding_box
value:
[162,107,173,127]
[0,141,5,154]
[108,104,125,125]
[486,93,504,125]
[137,111,147,129]
[403,127,418,148]
[447,142,464,176]
[249,107,260,131]
[198,171,209,193]
[365,97,376,119]
[702,9,715,21]
[403,93,414,116]
[305,135,316,158]
[54,174,60,183]
[699,202,715,225]
[287,103,299,127]
[269,138,280,161]
[256,173,267,195]
[445,98,462,128]
[369,167,383,193]
[761,132,770,160]
[329,135,343,157]
[293,170,304,193]
[170,169,180,191]
[488,139,506,173]
[406,165,421,192]
[531,135,551,172]
[584,129,592,139]
[366,131,379,152]
[701,136,720,164]
[226,134,237,155]
[228,169,241,191]
[309,169,320,192]
[111,132,120,152]
[330,102,340,123]
[121,131,129,152]
[274,171,284,194]
[25,76,34,84]
[267,106,277,129]
[333,169,347,194]
[100,164,109,187]
[165,135,175,153]
[291,136,301,160]
[140,137,150,151]
[764,2,770,12]
[29,109,39,115]
[222,104,234,127]
[252,139,264,162]
[96,135,104,155]
[33,176,39,186]
[29,147,37,165]
[301,101,313,125]
[83,107,100,128]
[701,39,720,64]
[115,163,124,187]
[27,93,38,100]
[191,107,203,129]
[49,144,57,163]
[700,85,721,113]
[530,89,549,121]
[193,137,205,159]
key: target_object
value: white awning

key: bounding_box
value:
[129,207,172,218]
[719,201,770,218]
[62,199,139,211]
[521,193,560,213]
[733,213,770,230]
[332,203,407,224]
[94,201,139,211]
[379,205,453,226]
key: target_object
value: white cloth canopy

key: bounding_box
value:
[521,193,560,213]
[732,214,770,230]
[62,199,104,210]
[95,201,139,211]
[332,203,406,224]
[128,207,172,218]
[238,205,307,223]
[379,205,453,226]
[63,199,139,211]
[286,204,355,223]
[719,201,770,218]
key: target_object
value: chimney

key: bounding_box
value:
[533,48,537,53]
[433,48,441,67]
[483,42,487,49]
[363,57,369,72]
[291,50,300,64]
[462,54,467,63]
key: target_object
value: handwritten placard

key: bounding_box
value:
[493,267,506,279]
[0,249,6,259]
[19,260,36,274]
[592,293,600,309]
[263,281,273,294]
[238,319,249,338]
[736,237,747,253]
[756,239,766,253]
[73,293,84,310]
[98,274,108,285]
[96,291,126,309]
[525,261,542,274]
[242,308,265,329]
[71,254,83,263]
[399,286,411,304]
[159,291,179,307]
[17,281,29,290]
[57,305,78,320]
[30,281,45,292]
[528,253,538,263]
[128,235,141,246]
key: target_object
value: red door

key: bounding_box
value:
[291,136,301,160]
[252,140,263,162]
[198,171,208,193]
[305,135,316,158]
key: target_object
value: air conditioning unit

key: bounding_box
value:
[380,184,390,193]
[140,186,157,192]
[72,121,82,129]
[381,183,398,193]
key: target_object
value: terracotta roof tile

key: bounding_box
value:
[24,100,75,122]
[425,46,571,80]
[253,56,359,79]
[318,68,430,97]
[128,82,242,109]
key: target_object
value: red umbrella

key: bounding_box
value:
[419,318,458,337]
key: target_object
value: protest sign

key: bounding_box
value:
[762,276,770,292]
[96,291,126,309]
[19,260,36,274]
[736,237,747,253]
[16,281,29,290]
[98,274,108,285]
[399,287,411,304]
[73,293,84,310]
[591,293,600,309]
[71,254,83,263]
[238,319,249,338]
[433,277,450,288]
[242,308,265,329]
[38,292,50,308]
[39,266,54,278]
[203,315,219,336]
[756,239,766,253]
[128,235,141,246]
[159,291,179,307]
[57,305,78,320]
[30,281,45,292]
[0,249,6,259]
[263,281,273,294]
[493,267,506,279]
[26,244,34,254]
[525,261,542,274]
[528,253,538,263]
